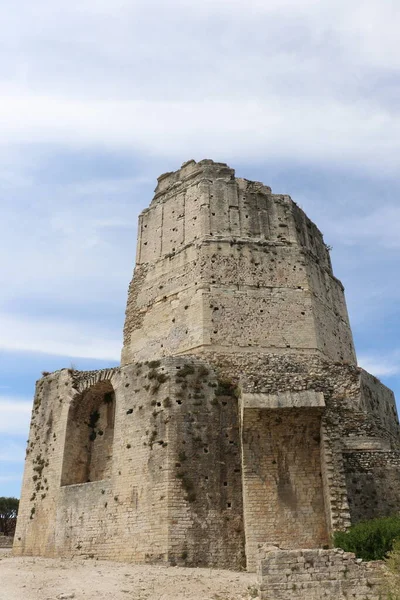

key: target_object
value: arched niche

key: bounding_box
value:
[61,380,115,486]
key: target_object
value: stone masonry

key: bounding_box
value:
[14,159,400,573]
[0,535,13,548]
[258,546,384,599]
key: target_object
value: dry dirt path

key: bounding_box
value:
[0,550,257,600]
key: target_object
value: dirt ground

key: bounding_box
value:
[0,549,257,600]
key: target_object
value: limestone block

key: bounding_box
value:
[241,390,325,410]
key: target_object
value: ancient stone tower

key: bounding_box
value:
[14,160,400,571]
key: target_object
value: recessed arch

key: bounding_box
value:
[61,379,115,486]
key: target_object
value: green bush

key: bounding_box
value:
[333,516,400,561]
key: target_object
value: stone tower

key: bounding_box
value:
[14,160,400,572]
[122,159,355,366]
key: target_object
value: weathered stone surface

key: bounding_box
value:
[14,159,400,575]
[122,160,356,367]
[258,547,384,599]
[0,535,13,547]
[241,390,325,410]
[14,359,245,569]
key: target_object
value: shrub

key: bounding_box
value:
[333,515,400,561]
[176,364,195,379]
[380,538,400,600]
[215,378,240,399]
[386,537,400,572]
[148,360,161,369]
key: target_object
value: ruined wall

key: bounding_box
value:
[14,359,245,569]
[14,366,172,561]
[258,547,383,600]
[208,350,400,537]
[359,370,400,437]
[344,451,400,523]
[15,346,400,567]
[122,159,356,366]
[14,369,74,557]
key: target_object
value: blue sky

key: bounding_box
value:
[1,0,399,498]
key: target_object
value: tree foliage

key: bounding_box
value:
[0,497,19,536]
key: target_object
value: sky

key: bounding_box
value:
[0,0,399,498]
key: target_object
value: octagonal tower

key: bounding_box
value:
[122,159,356,367]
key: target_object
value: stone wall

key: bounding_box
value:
[13,365,173,561]
[209,350,400,535]
[15,347,400,569]
[359,370,400,437]
[164,359,245,568]
[258,547,384,599]
[344,450,400,522]
[0,535,13,547]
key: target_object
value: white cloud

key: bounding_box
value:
[358,354,400,378]
[0,314,121,360]
[0,399,32,436]
[0,0,398,172]
[0,92,398,172]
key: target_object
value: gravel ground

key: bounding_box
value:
[0,550,258,600]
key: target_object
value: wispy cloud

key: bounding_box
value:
[0,174,140,307]
[0,314,121,360]
[0,398,32,435]
[358,353,400,378]
[0,93,398,173]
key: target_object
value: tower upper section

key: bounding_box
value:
[121,159,356,366]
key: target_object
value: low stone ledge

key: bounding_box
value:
[0,536,13,547]
[258,546,384,599]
